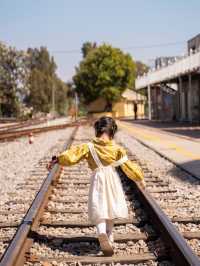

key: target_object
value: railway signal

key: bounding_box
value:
[28,132,34,144]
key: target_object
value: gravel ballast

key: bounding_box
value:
[0,127,74,205]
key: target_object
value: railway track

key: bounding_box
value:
[116,129,200,259]
[0,126,77,258]
[0,118,19,124]
[0,125,199,266]
[0,118,87,142]
[127,153,200,260]
[0,118,50,132]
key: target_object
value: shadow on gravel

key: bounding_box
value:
[30,231,101,256]
[168,160,200,185]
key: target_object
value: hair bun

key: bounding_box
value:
[94,116,118,138]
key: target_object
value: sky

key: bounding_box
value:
[1,0,200,81]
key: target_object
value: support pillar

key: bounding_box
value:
[160,86,164,121]
[155,87,159,120]
[198,78,200,123]
[178,76,184,121]
[147,85,152,120]
[188,74,192,121]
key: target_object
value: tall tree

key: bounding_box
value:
[0,42,29,117]
[74,44,136,111]
[27,69,53,113]
[25,47,57,113]
[54,78,69,115]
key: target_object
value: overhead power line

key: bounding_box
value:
[124,41,186,49]
[51,40,186,54]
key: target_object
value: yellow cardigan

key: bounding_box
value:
[58,137,144,182]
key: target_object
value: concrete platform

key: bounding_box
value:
[119,120,200,179]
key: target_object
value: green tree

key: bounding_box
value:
[135,61,149,77]
[27,69,53,113]
[74,44,136,111]
[54,78,69,115]
[26,47,56,113]
[26,47,69,115]
[0,42,29,117]
[0,43,69,117]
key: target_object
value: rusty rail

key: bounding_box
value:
[0,126,78,266]
[0,117,49,132]
[129,179,200,266]
[0,119,86,142]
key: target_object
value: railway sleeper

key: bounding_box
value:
[29,230,155,243]
[26,253,157,265]
[40,217,146,228]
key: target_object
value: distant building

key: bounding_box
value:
[150,84,178,121]
[112,89,146,118]
[135,34,200,122]
[155,56,183,69]
[188,34,200,53]
[87,89,147,118]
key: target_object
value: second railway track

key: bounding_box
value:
[0,118,87,142]
[0,124,200,266]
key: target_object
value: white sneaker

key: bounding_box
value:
[98,233,114,256]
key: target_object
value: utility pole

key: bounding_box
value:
[52,82,55,116]
[147,85,152,120]
[75,91,78,121]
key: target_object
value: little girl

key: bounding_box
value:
[48,116,145,256]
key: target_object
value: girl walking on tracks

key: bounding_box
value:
[48,116,145,256]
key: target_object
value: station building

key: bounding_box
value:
[135,34,200,122]
[87,89,147,118]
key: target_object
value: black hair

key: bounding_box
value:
[94,116,118,139]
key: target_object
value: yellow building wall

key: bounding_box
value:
[112,101,126,117]
[87,96,146,118]
[113,100,145,118]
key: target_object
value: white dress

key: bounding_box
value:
[87,142,129,224]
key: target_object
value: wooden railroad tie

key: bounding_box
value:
[40,217,142,227]
[27,253,156,264]
[32,232,152,243]
[51,198,87,203]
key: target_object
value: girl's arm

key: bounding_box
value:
[58,143,89,166]
[47,143,89,170]
[118,147,146,188]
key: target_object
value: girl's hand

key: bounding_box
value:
[47,156,58,171]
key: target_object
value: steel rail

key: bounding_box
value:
[0,118,19,123]
[0,118,48,132]
[130,180,200,266]
[1,121,199,266]
[0,126,78,266]
[0,119,86,142]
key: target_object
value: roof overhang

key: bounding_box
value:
[135,50,200,90]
